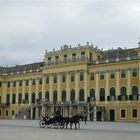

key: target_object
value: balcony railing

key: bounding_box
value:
[132,95,139,100]
[81,55,85,60]
[72,57,76,62]
[107,96,116,101]
[129,95,139,101]
[36,99,42,104]
[46,57,90,66]
[0,103,7,107]
[118,95,128,101]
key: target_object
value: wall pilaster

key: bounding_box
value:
[50,75,53,102]
[127,68,131,96]
[42,76,46,100]
[75,71,79,101]
[67,72,70,101]
[116,69,120,96]
[95,72,99,101]
[105,70,109,100]
[84,70,88,102]
[58,73,61,102]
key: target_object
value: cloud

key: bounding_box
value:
[0,0,140,66]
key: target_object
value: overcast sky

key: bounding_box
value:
[0,0,140,67]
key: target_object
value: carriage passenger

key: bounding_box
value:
[45,113,50,121]
[50,114,55,118]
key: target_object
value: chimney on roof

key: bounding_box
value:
[87,42,89,46]
[53,48,55,51]
[127,51,130,56]
[116,53,119,57]
[116,53,119,62]
[70,45,71,48]
[78,44,80,47]
[105,54,109,63]
[127,51,130,60]
[138,42,140,48]
[95,46,98,50]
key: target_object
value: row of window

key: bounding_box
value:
[2,78,42,88]
[5,92,41,104]
[121,109,138,119]
[4,86,139,105]
[0,68,138,88]
[0,109,138,119]
[0,110,15,117]
[100,68,138,80]
[48,68,138,84]
[47,51,87,65]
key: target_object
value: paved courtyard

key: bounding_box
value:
[0,120,140,140]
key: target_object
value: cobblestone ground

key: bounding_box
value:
[0,120,140,140]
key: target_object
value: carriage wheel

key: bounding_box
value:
[39,120,45,128]
[59,122,65,129]
[53,122,59,129]
[46,123,52,128]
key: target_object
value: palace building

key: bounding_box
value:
[0,42,140,121]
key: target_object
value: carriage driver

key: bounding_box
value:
[55,110,61,116]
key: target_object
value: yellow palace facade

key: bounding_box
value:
[0,42,140,121]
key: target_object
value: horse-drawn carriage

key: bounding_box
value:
[39,114,65,129]
[39,113,85,129]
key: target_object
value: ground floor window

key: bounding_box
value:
[12,110,15,116]
[132,109,137,118]
[0,110,1,116]
[6,110,8,116]
[121,109,126,118]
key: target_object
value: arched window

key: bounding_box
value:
[90,89,95,101]
[120,87,126,95]
[38,92,42,102]
[79,89,84,102]
[12,94,16,104]
[18,93,22,104]
[62,90,66,102]
[32,92,35,103]
[100,88,105,101]
[25,93,29,103]
[6,94,10,105]
[70,89,75,102]
[80,72,84,81]
[120,87,127,100]
[132,86,139,100]
[132,86,138,95]
[110,87,116,101]
[45,91,49,101]
[53,90,57,104]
